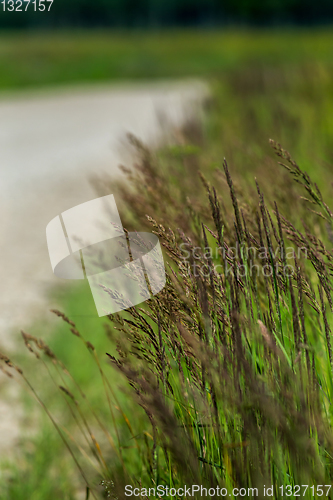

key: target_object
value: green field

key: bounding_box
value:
[0,29,333,89]
[2,29,333,499]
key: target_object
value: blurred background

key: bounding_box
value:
[1,1,333,499]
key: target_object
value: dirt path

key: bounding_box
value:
[0,80,208,456]
[0,80,208,341]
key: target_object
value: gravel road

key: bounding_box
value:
[0,80,208,454]
[0,80,208,342]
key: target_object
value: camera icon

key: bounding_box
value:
[46,195,166,317]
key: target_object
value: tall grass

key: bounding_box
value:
[3,133,333,497]
[1,29,333,90]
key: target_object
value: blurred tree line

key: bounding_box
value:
[1,0,333,28]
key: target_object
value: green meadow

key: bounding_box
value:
[0,29,332,89]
